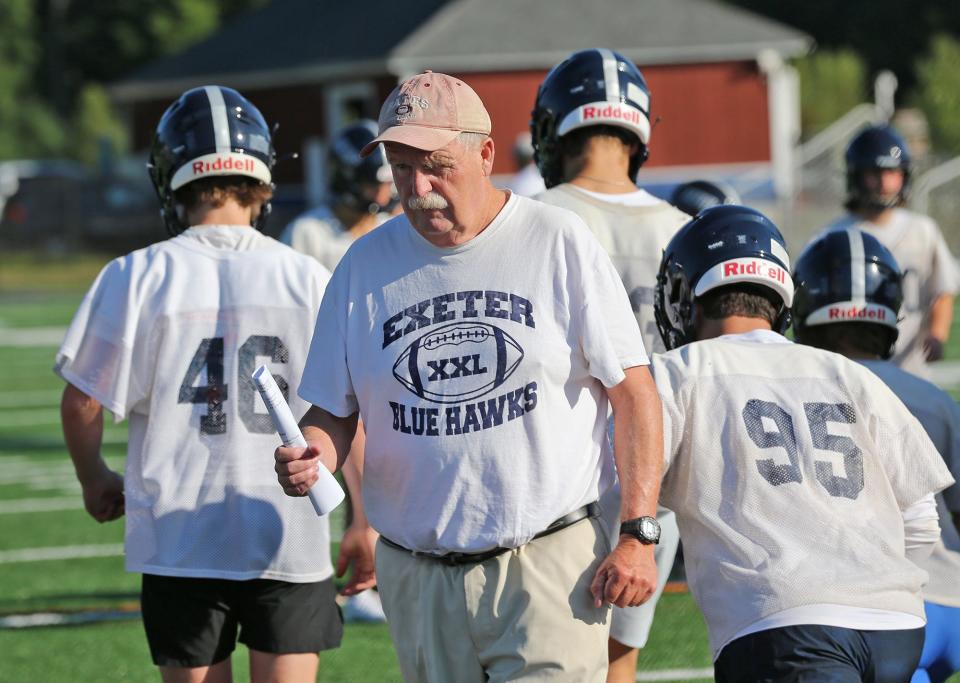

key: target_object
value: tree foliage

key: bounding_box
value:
[0,0,267,164]
[914,34,960,155]
[794,49,868,138]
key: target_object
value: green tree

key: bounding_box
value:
[0,0,64,158]
[914,34,960,154]
[794,49,868,138]
[72,84,128,167]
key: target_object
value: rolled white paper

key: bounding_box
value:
[252,365,345,516]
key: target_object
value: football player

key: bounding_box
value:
[531,48,687,683]
[669,179,741,217]
[653,204,953,682]
[280,119,396,273]
[813,125,960,377]
[56,86,364,681]
[280,119,393,624]
[793,228,960,683]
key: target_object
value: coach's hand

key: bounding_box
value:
[80,465,125,523]
[590,537,657,608]
[337,522,379,595]
[274,443,323,497]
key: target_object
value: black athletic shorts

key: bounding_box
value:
[714,623,925,683]
[140,574,343,668]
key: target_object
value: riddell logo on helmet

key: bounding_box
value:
[192,157,256,175]
[582,105,643,125]
[723,261,786,284]
[829,306,886,321]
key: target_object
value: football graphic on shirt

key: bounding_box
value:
[392,322,524,403]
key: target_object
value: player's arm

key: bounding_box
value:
[275,404,358,496]
[925,294,954,361]
[60,383,124,523]
[336,421,379,595]
[590,364,662,609]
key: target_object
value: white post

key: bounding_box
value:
[874,70,898,122]
[303,137,326,209]
[758,49,801,202]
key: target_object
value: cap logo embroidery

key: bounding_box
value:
[395,95,430,121]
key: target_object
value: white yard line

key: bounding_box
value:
[0,408,61,428]
[0,326,66,347]
[0,543,124,564]
[636,668,713,682]
[0,497,82,514]
[0,610,140,629]
[0,390,62,408]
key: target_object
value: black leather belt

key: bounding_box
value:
[380,501,600,567]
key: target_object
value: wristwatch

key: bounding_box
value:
[620,516,661,545]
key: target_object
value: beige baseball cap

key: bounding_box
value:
[360,70,492,157]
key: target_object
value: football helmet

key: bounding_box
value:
[328,119,395,214]
[148,85,276,236]
[531,48,652,188]
[792,228,902,358]
[845,125,911,211]
[670,179,741,216]
[655,205,793,350]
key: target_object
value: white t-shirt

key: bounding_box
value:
[299,193,648,554]
[538,184,689,353]
[819,210,960,376]
[280,204,389,273]
[651,330,954,657]
[56,226,333,582]
[859,359,960,608]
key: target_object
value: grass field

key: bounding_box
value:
[0,250,956,682]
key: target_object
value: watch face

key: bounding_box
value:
[640,518,658,538]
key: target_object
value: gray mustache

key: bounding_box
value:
[407,193,449,210]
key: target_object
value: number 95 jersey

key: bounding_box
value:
[55,226,332,582]
[651,329,954,657]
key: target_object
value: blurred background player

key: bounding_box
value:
[669,179,741,217]
[280,119,397,273]
[531,48,688,683]
[792,229,960,683]
[653,204,953,682]
[55,86,361,682]
[814,125,960,377]
[502,132,545,197]
[281,118,389,624]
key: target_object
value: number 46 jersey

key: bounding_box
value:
[55,226,332,582]
[651,329,955,657]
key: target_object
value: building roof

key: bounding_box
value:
[112,0,812,101]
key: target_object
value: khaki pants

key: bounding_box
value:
[375,516,611,682]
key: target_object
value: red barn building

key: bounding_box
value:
[112,0,810,211]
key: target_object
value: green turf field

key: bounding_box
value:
[0,251,957,682]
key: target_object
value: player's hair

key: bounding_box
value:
[173,176,274,213]
[559,124,636,160]
[457,132,489,151]
[795,322,895,358]
[698,284,780,326]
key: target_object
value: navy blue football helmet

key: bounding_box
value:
[670,179,741,216]
[328,119,395,214]
[792,228,902,358]
[845,125,911,211]
[531,48,652,188]
[655,205,794,350]
[148,85,276,236]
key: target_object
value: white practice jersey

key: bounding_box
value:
[820,210,960,376]
[859,360,960,608]
[299,194,647,554]
[538,184,689,353]
[651,330,954,656]
[56,226,333,582]
[280,204,389,273]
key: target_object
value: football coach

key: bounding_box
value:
[275,70,663,682]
